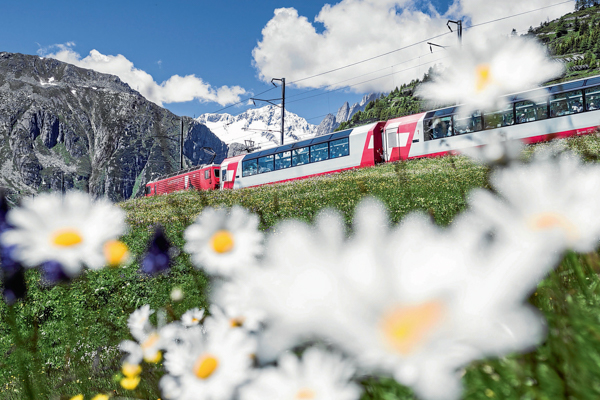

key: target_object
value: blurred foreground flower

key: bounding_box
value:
[416,36,563,113]
[141,225,176,274]
[0,192,26,304]
[184,206,263,277]
[469,151,600,253]
[245,198,552,400]
[0,191,126,277]
[459,131,524,166]
[239,347,362,400]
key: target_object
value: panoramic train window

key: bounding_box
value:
[330,138,349,158]
[425,116,453,140]
[292,147,309,166]
[585,86,600,111]
[275,151,291,170]
[484,105,514,130]
[242,159,258,177]
[515,98,548,123]
[454,112,482,135]
[258,155,275,173]
[310,142,329,163]
[550,90,583,117]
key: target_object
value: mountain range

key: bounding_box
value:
[0,52,227,202]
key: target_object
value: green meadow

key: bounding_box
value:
[2,134,600,399]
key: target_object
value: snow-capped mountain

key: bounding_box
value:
[196,105,317,151]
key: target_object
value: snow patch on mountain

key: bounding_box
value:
[196,105,317,150]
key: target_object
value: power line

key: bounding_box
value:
[465,0,575,30]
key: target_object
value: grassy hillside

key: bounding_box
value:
[2,134,600,399]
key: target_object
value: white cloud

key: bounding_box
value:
[252,0,574,93]
[41,43,246,107]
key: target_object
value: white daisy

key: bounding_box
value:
[0,191,126,276]
[458,131,524,166]
[246,198,555,400]
[161,327,256,400]
[120,305,180,364]
[239,347,362,400]
[181,308,205,327]
[184,206,263,277]
[470,151,600,253]
[416,36,563,113]
[210,279,266,333]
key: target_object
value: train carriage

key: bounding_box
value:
[145,164,220,196]
[218,122,385,190]
[384,75,600,161]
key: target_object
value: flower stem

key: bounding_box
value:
[7,304,37,400]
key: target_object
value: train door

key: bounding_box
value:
[383,122,400,162]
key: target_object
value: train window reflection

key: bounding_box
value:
[585,86,600,111]
[258,155,274,173]
[484,106,514,130]
[292,147,309,166]
[275,151,291,170]
[242,159,258,177]
[516,98,548,123]
[550,90,583,117]
[454,112,482,135]
[310,142,329,162]
[425,116,453,140]
[330,138,349,158]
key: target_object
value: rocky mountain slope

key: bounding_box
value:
[0,52,227,202]
[315,93,380,135]
[197,105,317,154]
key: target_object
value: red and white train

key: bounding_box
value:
[145,74,600,196]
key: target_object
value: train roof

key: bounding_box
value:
[147,163,219,184]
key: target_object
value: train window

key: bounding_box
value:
[330,138,349,158]
[550,90,583,117]
[242,159,258,177]
[425,116,453,140]
[585,86,600,111]
[484,105,514,130]
[310,142,329,163]
[204,170,210,179]
[258,155,275,173]
[292,147,309,166]
[214,169,220,177]
[515,98,548,123]
[144,186,151,195]
[454,111,482,135]
[275,151,291,170]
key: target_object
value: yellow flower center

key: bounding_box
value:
[380,301,443,355]
[52,228,83,247]
[70,396,84,400]
[120,375,141,390]
[91,395,109,400]
[122,362,142,378]
[475,64,492,93]
[527,212,579,242]
[230,317,245,328]
[141,332,160,350]
[193,354,219,379]
[211,230,235,254]
[104,240,129,267]
[141,333,162,363]
[296,388,316,399]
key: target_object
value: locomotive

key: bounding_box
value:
[145,74,600,195]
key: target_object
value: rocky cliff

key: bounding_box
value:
[0,52,227,202]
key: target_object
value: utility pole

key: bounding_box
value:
[250,77,286,145]
[447,20,463,46]
[180,119,184,170]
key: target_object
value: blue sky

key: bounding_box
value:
[0,0,574,125]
